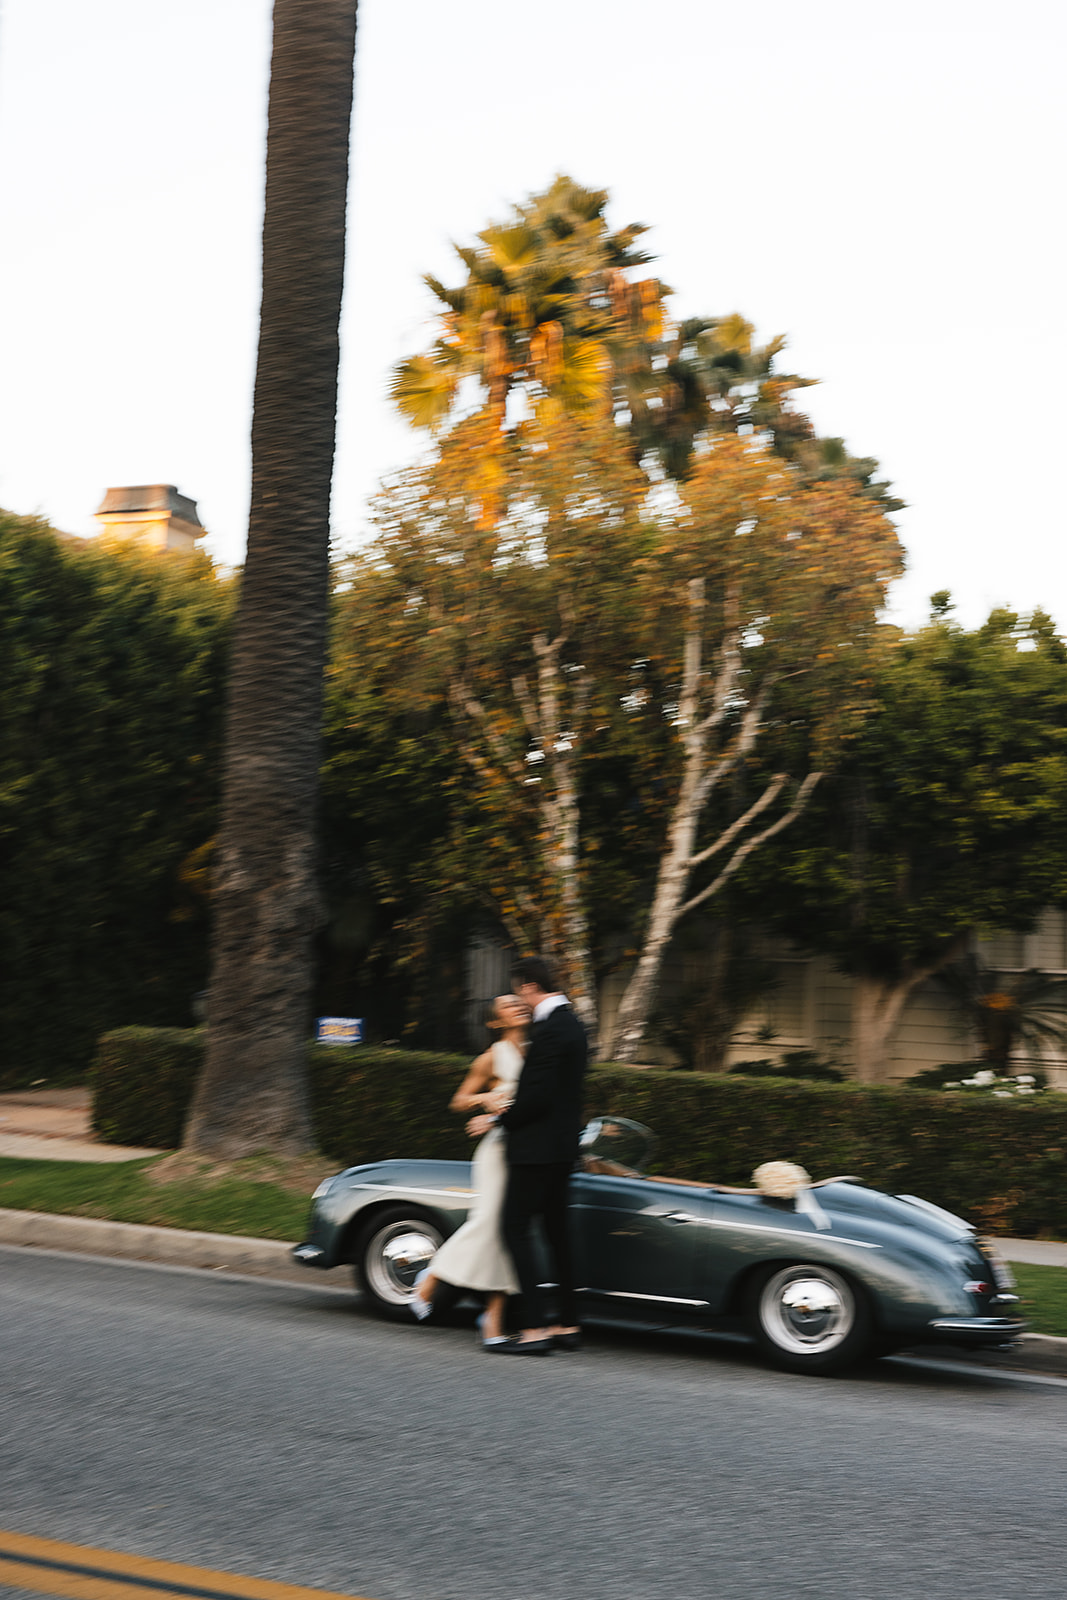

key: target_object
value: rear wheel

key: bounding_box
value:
[355,1206,444,1320]
[747,1262,871,1375]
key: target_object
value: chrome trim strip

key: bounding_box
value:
[929,1317,1025,1333]
[352,1183,475,1199]
[709,1218,881,1248]
[584,1289,711,1307]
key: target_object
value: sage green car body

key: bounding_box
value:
[294,1139,1024,1359]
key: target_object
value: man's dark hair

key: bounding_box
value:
[511,955,557,993]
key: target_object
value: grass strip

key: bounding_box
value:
[0,1155,308,1241]
[1012,1262,1067,1338]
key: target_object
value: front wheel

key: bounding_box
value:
[355,1206,444,1320]
[747,1262,871,1375]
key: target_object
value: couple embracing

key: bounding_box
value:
[410,957,588,1355]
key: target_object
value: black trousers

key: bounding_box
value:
[502,1161,577,1331]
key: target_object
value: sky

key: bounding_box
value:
[0,0,1064,630]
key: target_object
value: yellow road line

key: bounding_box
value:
[0,1530,367,1600]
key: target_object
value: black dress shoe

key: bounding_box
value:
[552,1331,582,1351]
[491,1337,554,1355]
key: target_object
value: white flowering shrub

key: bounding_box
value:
[942,1069,1041,1097]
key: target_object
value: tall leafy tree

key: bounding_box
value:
[606,440,902,1060]
[335,414,653,1039]
[184,0,359,1156]
[372,180,906,1052]
[743,606,1067,1081]
[337,422,901,1054]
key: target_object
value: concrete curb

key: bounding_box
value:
[936,1332,1067,1379]
[2,1206,1065,1375]
[0,1207,325,1287]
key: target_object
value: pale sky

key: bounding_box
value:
[0,0,1063,630]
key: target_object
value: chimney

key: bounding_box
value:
[94,485,205,553]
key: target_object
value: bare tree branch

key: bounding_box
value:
[676,771,824,920]
[696,625,744,736]
[511,674,541,741]
[488,896,532,953]
[687,772,789,868]
[678,577,706,731]
[692,679,775,813]
[449,674,525,785]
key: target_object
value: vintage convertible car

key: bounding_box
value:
[293,1116,1025,1373]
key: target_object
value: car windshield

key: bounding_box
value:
[579,1116,656,1174]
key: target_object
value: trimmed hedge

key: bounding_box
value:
[92,1028,1067,1237]
[92,1028,208,1149]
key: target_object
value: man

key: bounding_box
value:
[468,955,587,1355]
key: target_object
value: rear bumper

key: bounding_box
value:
[926,1315,1027,1348]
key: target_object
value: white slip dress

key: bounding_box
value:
[430,1038,523,1294]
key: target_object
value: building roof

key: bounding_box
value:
[94,485,203,528]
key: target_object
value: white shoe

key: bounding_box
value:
[409,1269,432,1322]
[476,1312,509,1348]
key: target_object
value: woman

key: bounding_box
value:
[410,993,527,1344]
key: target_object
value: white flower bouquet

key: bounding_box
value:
[753,1160,813,1199]
[752,1161,832,1229]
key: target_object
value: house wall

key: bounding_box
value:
[464,911,1067,1088]
[722,912,1067,1088]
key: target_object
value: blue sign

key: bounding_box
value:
[316,1016,363,1047]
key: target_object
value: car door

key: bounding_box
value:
[569,1171,708,1313]
[693,1190,837,1315]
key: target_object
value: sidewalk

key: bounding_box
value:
[0,1087,161,1162]
[994,1237,1067,1267]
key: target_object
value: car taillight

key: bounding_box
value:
[978,1240,1017,1292]
[964,1280,990,1295]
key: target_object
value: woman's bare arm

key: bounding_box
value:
[449,1049,498,1113]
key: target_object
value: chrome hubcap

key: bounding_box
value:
[760,1265,854,1354]
[365,1220,442,1306]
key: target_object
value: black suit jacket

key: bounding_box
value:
[497,1002,588,1165]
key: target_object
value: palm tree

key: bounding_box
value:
[183,1,359,1157]
[391,179,899,502]
[937,954,1067,1076]
[389,174,672,438]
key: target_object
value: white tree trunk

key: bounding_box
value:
[607,749,705,1062]
[529,631,598,1042]
[450,622,600,1044]
[607,579,820,1063]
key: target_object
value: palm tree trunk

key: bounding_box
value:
[184,1,359,1157]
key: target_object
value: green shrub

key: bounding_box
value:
[92,1027,208,1147]
[0,519,232,1086]
[728,1050,845,1083]
[92,1028,1067,1237]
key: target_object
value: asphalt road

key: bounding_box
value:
[4,1246,1067,1600]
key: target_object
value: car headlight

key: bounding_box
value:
[311,1176,337,1201]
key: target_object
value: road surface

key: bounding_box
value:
[3,1245,1065,1600]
